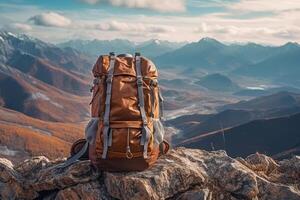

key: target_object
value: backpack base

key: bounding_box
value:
[89,142,160,172]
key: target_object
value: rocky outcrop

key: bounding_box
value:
[0,148,299,200]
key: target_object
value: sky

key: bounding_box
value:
[0,0,299,44]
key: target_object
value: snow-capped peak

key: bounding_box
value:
[7,31,17,38]
[154,39,160,45]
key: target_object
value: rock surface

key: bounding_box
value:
[0,148,299,200]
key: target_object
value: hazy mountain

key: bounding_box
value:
[0,31,93,73]
[196,73,240,92]
[155,38,269,71]
[154,38,251,71]
[0,31,93,96]
[59,39,135,57]
[220,91,300,111]
[0,64,89,122]
[171,91,300,144]
[228,43,275,63]
[171,109,263,143]
[59,39,185,58]
[153,38,300,89]
[180,113,300,159]
[135,39,186,57]
[233,42,300,85]
[7,51,90,95]
[234,86,300,97]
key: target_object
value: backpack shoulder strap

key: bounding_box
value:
[102,52,116,159]
[135,53,151,159]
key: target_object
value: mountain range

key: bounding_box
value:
[169,91,300,159]
[155,38,250,71]
[0,31,91,122]
[233,42,300,86]
[180,112,300,159]
[155,38,300,69]
[59,36,300,89]
[0,31,91,161]
[153,38,300,89]
[1,31,300,162]
[58,39,186,58]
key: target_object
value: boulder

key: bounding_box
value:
[0,148,299,200]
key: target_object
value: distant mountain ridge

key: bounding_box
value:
[58,38,186,58]
[180,112,300,159]
[0,31,92,95]
[0,64,89,122]
[219,91,300,111]
[154,38,300,78]
[170,91,300,158]
[0,31,91,122]
[0,31,93,73]
[155,38,251,71]
[233,42,300,86]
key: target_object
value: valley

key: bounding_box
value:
[0,30,299,162]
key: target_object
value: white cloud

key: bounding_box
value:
[2,0,300,44]
[4,23,32,32]
[90,20,175,33]
[79,0,186,12]
[29,12,71,27]
[227,0,300,13]
[194,22,300,43]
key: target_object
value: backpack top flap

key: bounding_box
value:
[92,55,158,78]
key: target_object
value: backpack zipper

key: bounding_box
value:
[126,128,133,159]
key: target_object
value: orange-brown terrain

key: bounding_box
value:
[0,31,93,163]
[0,107,85,163]
[0,68,90,122]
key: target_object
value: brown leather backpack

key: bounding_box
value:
[61,53,169,172]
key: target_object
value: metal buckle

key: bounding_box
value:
[126,151,133,159]
[137,77,143,86]
[106,77,113,83]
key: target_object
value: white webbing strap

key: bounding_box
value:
[158,86,164,120]
[102,53,116,159]
[135,54,151,159]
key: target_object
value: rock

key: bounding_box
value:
[175,187,212,200]
[257,177,300,200]
[245,153,279,175]
[55,182,110,200]
[0,158,38,199]
[15,156,51,179]
[277,156,300,188]
[0,148,299,200]
[32,160,100,191]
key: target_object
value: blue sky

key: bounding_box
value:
[0,0,299,44]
